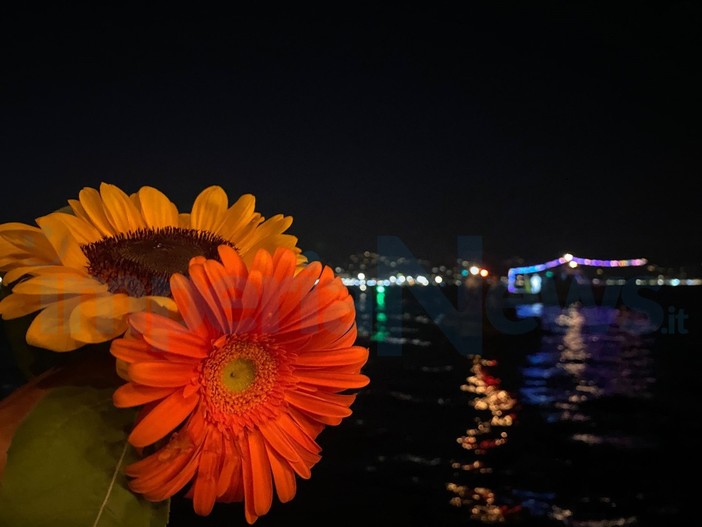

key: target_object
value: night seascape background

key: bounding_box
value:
[2,4,701,526]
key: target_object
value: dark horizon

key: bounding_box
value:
[2,5,701,269]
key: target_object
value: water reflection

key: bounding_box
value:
[348,285,679,526]
[521,304,655,438]
[449,302,660,526]
[447,356,520,523]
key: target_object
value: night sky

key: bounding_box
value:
[2,4,701,270]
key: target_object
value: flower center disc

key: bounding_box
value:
[221,358,257,393]
[82,227,233,297]
[201,337,279,421]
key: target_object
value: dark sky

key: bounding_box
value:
[2,4,701,270]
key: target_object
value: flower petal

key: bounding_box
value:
[100,182,146,232]
[137,186,179,228]
[110,337,161,363]
[113,384,175,408]
[295,371,370,390]
[12,273,107,295]
[69,294,145,343]
[78,186,117,236]
[247,429,273,517]
[129,312,209,358]
[216,244,245,275]
[191,186,228,232]
[35,214,90,269]
[25,297,85,351]
[192,429,220,516]
[170,273,214,339]
[128,361,199,387]
[215,194,257,241]
[265,444,297,503]
[128,389,199,447]
[294,346,369,367]
[284,390,354,418]
[0,292,69,319]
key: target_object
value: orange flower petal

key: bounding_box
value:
[192,430,220,516]
[129,390,199,447]
[170,273,214,339]
[113,384,175,408]
[284,390,354,418]
[266,443,297,503]
[217,245,248,280]
[129,312,209,357]
[128,362,198,388]
[294,346,369,367]
[247,430,273,517]
[216,436,242,498]
[258,420,301,463]
[232,269,262,333]
[295,371,370,390]
[110,337,161,363]
[188,261,230,333]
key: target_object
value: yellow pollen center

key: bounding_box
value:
[201,337,278,418]
[221,358,257,393]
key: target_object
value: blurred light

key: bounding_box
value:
[434,276,443,284]
[376,285,385,293]
[479,269,488,278]
[359,284,367,291]
[469,266,480,275]
[507,253,647,292]
[568,261,578,268]
[357,273,365,280]
[461,269,469,277]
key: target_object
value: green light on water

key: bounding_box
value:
[376,285,385,293]
[376,290,386,309]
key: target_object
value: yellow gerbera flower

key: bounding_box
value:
[0,183,304,352]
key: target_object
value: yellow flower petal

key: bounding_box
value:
[26,296,85,351]
[214,194,256,240]
[143,296,179,318]
[190,186,228,232]
[136,187,179,229]
[12,273,107,295]
[0,223,60,264]
[3,264,79,285]
[78,187,116,237]
[0,292,69,319]
[35,214,89,269]
[69,294,145,343]
[100,183,146,233]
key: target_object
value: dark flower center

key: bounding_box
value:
[81,227,234,297]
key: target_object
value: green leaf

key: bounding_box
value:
[0,386,169,527]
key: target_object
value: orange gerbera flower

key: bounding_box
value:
[0,183,303,351]
[111,245,369,524]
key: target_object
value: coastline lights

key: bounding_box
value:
[507,253,648,293]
